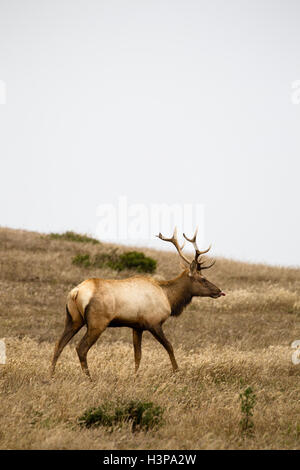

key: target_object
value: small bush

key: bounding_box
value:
[239,386,256,435]
[72,253,91,267]
[78,400,164,433]
[93,250,120,269]
[112,251,157,273]
[49,231,100,244]
[79,405,115,428]
[72,249,157,273]
[126,400,164,432]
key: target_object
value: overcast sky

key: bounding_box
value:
[0,0,300,267]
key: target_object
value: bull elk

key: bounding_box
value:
[51,228,225,379]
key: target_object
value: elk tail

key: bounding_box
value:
[66,287,84,323]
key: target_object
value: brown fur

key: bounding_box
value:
[158,271,193,316]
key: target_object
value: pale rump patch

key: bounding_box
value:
[70,280,95,317]
[70,287,79,301]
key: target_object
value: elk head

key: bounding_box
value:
[157,227,226,299]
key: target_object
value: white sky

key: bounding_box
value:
[0,0,300,267]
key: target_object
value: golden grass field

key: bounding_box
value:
[1,226,300,450]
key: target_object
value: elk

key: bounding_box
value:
[51,228,225,379]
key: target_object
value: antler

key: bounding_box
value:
[157,227,216,272]
[183,228,211,261]
[156,227,190,265]
[183,227,214,271]
[199,259,216,270]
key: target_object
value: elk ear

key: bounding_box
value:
[189,260,198,276]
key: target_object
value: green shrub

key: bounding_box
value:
[72,253,91,267]
[125,400,164,432]
[239,386,256,435]
[113,251,157,273]
[79,405,115,428]
[78,400,164,433]
[49,231,100,244]
[73,249,157,273]
[93,250,120,269]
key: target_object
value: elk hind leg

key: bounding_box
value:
[51,306,84,377]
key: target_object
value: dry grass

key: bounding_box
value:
[1,226,300,449]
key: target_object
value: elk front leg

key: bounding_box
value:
[149,325,179,372]
[132,329,143,373]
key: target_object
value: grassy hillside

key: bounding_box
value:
[0,227,300,449]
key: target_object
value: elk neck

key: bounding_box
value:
[158,270,193,317]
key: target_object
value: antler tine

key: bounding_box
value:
[183,228,212,257]
[182,228,214,272]
[183,227,199,253]
[174,227,187,252]
[157,227,190,265]
[198,259,216,270]
[180,239,186,252]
